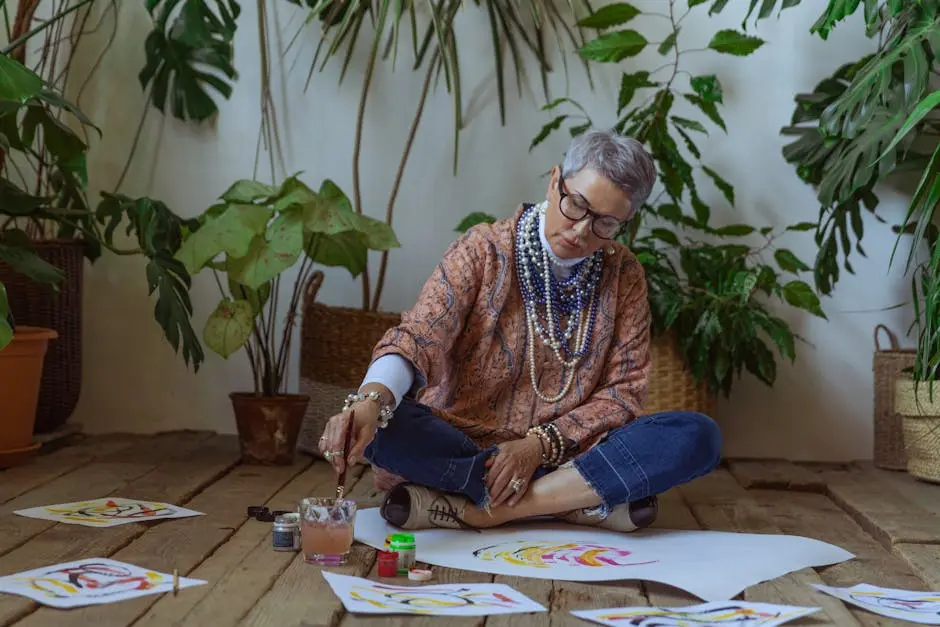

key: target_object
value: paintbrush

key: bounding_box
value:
[336,410,355,499]
[172,568,179,596]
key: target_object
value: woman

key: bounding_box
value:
[319,129,722,533]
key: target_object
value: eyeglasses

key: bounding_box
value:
[557,170,628,240]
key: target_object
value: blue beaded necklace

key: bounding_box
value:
[515,202,604,402]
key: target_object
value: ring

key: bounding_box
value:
[319,435,326,441]
[324,451,341,460]
[510,477,524,492]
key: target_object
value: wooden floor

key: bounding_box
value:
[1,431,939,626]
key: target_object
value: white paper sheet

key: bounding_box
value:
[322,572,547,616]
[354,508,854,601]
[812,583,940,624]
[571,601,821,626]
[0,557,206,608]
[14,497,204,527]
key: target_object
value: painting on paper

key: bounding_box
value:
[571,601,820,626]
[322,572,546,616]
[0,557,206,608]
[14,497,203,527]
[813,583,940,625]
[354,508,854,601]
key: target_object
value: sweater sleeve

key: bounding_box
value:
[369,226,486,394]
[549,260,652,456]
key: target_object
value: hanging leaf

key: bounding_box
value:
[578,30,649,63]
[707,29,766,55]
[455,212,497,233]
[690,74,723,103]
[203,298,254,358]
[577,3,641,29]
[139,0,241,122]
[0,55,43,102]
[617,71,658,114]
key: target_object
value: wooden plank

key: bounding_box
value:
[15,452,311,627]
[236,465,380,627]
[861,462,940,518]
[133,460,342,627]
[0,435,241,627]
[550,580,644,627]
[0,435,140,504]
[751,488,925,627]
[818,466,940,547]
[679,470,861,625]
[0,432,216,561]
[726,459,825,492]
[894,544,940,590]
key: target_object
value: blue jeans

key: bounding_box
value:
[364,399,722,510]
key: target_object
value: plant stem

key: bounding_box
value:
[371,49,440,312]
[351,0,391,310]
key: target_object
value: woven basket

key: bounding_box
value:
[873,324,915,470]
[296,274,715,457]
[894,377,940,483]
[0,240,84,433]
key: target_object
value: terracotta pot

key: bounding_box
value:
[230,393,310,465]
[0,326,58,467]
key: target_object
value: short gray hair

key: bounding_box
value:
[561,129,657,214]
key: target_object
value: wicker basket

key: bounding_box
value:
[873,324,915,470]
[296,273,715,457]
[894,377,940,483]
[0,240,84,433]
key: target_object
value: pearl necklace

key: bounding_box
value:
[514,202,603,402]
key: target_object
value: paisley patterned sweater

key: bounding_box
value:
[370,204,652,456]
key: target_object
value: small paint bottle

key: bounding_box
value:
[377,550,399,577]
[272,513,300,552]
[385,533,416,574]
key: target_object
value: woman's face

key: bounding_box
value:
[543,165,633,259]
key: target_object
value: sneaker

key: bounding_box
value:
[556,495,658,533]
[380,484,481,531]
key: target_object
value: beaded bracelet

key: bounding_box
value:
[526,423,565,468]
[344,391,394,428]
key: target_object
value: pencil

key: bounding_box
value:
[172,568,179,596]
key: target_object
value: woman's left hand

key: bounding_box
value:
[485,435,542,508]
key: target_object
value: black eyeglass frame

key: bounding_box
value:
[556,167,630,240]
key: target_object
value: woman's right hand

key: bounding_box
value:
[318,396,382,474]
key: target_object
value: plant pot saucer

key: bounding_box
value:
[0,441,41,469]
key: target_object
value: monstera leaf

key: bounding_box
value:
[139,0,241,122]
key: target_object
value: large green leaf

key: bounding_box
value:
[221,179,277,204]
[577,3,640,29]
[174,203,273,273]
[139,0,241,122]
[0,55,43,102]
[707,29,766,56]
[819,15,938,139]
[227,208,305,290]
[305,231,369,277]
[0,237,65,286]
[203,297,254,358]
[578,30,648,63]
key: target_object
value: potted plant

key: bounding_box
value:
[456,0,828,410]
[174,174,399,465]
[758,0,938,477]
[0,282,58,467]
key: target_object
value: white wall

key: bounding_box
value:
[62,1,916,461]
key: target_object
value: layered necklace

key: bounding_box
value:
[514,201,604,402]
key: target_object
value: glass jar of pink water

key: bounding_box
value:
[299,497,357,566]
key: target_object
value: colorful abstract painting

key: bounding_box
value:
[0,558,206,608]
[472,541,657,568]
[813,583,940,624]
[14,498,204,527]
[322,572,546,616]
[571,601,820,626]
[353,508,854,601]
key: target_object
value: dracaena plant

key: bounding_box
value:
[0,54,204,366]
[173,175,399,396]
[457,0,828,398]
